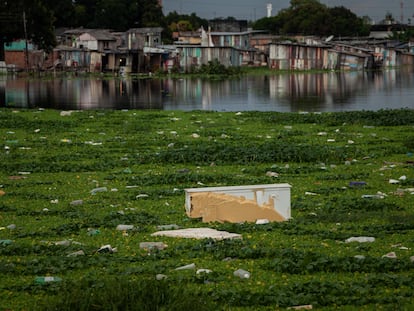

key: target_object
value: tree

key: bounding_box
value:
[165,11,208,32]
[72,0,97,27]
[328,6,369,37]
[43,0,76,28]
[131,0,164,28]
[94,0,130,30]
[252,0,369,37]
[0,0,56,60]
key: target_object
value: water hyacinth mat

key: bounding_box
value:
[1,108,414,310]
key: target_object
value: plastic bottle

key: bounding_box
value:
[234,269,250,279]
[35,276,62,284]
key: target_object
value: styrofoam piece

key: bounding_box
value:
[151,228,242,240]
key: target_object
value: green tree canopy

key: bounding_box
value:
[0,0,56,60]
[165,11,208,31]
[253,0,369,37]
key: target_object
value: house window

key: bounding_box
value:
[104,41,109,49]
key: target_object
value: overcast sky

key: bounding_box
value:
[162,0,414,24]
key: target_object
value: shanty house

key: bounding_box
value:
[176,46,242,72]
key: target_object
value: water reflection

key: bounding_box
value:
[1,68,414,112]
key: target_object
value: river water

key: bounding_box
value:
[1,68,414,112]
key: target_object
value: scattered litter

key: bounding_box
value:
[389,179,400,184]
[196,269,212,274]
[399,175,407,181]
[175,263,196,271]
[67,250,85,257]
[0,190,5,196]
[255,219,270,225]
[35,276,62,284]
[382,252,397,259]
[345,236,375,243]
[116,224,134,231]
[85,141,103,146]
[70,199,83,206]
[0,239,13,246]
[139,242,168,250]
[136,194,149,199]
[265,171,279,177]
[305,192,318,196]
[6,224,16,230]
[354,255,366,260]
[152,228,242,240]
[233,269,250,279]
[87,228,100,236]
[54,240,71,246]
[156,274,168,280]
[361,194,384,199]
[90,187,107,195]
[97,244,117,253]
[50,199,59,204]
[60,110,74,116]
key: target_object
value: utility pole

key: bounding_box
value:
[23,10,29,71]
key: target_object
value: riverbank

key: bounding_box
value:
[1,109,414,310]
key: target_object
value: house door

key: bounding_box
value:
[102,54,109,71]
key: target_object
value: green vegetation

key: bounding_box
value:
[253,0,370,37]
[1,108,414,310]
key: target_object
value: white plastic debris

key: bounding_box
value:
[67,250,85,257]
[90,187,108,195]
[382,252,397,259]
[116,224,134,231]
[234,269,250,279]
[152,228,242,240]
[156,274,168,280]
[97,244,117,253]
[255,219,270,225]
[345,236,375,243]
[136,194,149,199]
[175,263,196,270]
[196,269,212,274]
[266,171,279,177]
